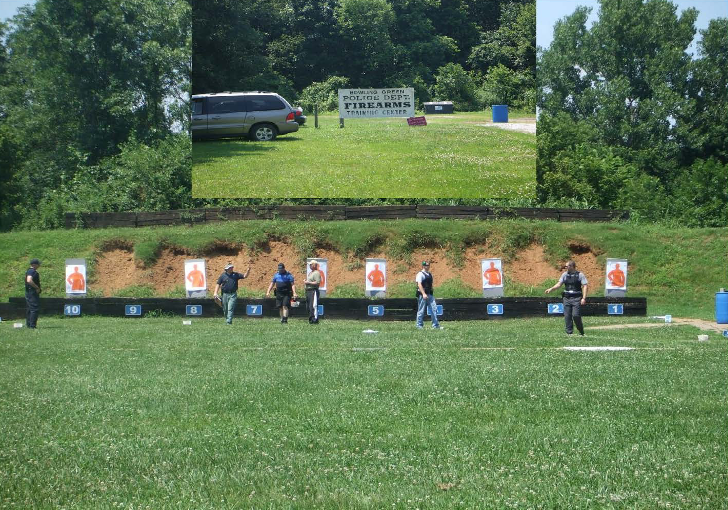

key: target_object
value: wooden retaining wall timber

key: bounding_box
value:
[65,206,629,229]
[2,297,647,321]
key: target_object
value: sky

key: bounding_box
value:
[0,0,35,23]
[537,0,728,54]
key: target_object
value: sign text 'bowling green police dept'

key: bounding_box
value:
[338,88,415,118]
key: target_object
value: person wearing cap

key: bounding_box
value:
[25,259,42,329]
[266,263,297,323]
[304,261,322,324]
[545,260,588,336]
[415,261,440,330]
[213,263,250,324]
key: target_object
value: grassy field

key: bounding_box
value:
[1,220,726,319]
[1,317,726,508]
[191,111,536,198]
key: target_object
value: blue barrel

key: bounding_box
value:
[492,105,508,123]
[717,290,728,324]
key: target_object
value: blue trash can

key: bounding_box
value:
[492,105,508,123]
[716,290,728,324]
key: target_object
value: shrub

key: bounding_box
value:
[298,76,350,113]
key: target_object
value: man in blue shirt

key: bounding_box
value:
[24,258,42,329]
[213,263,250,324]
[266,263,297,323]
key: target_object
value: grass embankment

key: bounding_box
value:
[1,219,725,318]
[191,111,535,198]
[1,317,726,508]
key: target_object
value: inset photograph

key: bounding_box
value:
[536,0,727,226]
[191,0,536,198]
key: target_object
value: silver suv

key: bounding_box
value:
[191,92,299,141]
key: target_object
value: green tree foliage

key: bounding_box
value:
[192,0,535,112]
[538,0,727,226]
[433,63,477,110]
[298,76,351,113]
[469,1,535,73]
[335,0,397,87]
[0,0,191,230]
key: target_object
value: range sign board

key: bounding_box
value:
[338,88,415,119]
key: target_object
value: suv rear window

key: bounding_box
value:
[247,95,285,111]
[192,99,203,115]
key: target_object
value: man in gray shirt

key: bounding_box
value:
[304,261,322,324]
[545,260,588,335]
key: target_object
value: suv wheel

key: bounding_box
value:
[250,124,277,141]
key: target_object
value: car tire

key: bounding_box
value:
[250,123,277,141]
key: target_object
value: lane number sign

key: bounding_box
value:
[487,304,504,315]
[64,304,81,316]
[426,304,443,316]
[186,305,202,316]
[125,305,142,316]
[608,304,624,315]
[548,303,564,314]
[246,305,263,316]
[368,305,384,317]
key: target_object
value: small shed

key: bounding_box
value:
[423,101,454,114]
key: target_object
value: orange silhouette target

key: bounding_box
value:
[367,264,385,288]
[607,263,626,288]
[186,263,206,288]
[483,261,502,286]
[67,266,85,291]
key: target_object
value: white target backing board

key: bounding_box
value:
[185,259,207,298]
[306,258,328,297]
[481,258,503,298]
[365,258,387,297]
[65,259,87,296]
[605,258,628,297]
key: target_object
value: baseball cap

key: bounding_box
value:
[224,263,234,270]
[422,261,430,266]
[30,258,41,266]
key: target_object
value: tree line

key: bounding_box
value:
[538,0,727,227]
[192,0,536,112]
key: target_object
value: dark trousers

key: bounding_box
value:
[306,288,319,323]
[25,290,40,328]
[563,296,584,334]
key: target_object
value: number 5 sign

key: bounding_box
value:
[368,305,384,317]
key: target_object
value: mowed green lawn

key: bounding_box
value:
[191,111,535,198]
[1,317,726,508]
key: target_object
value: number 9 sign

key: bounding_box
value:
[125,305,142,316]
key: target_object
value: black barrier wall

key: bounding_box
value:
[1,297,647,321]
[64,205,630,229]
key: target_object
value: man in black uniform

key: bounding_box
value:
[266,263,297,323]
[25,258,42,329]
[213,263,250,324]
[545,260,589,335]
